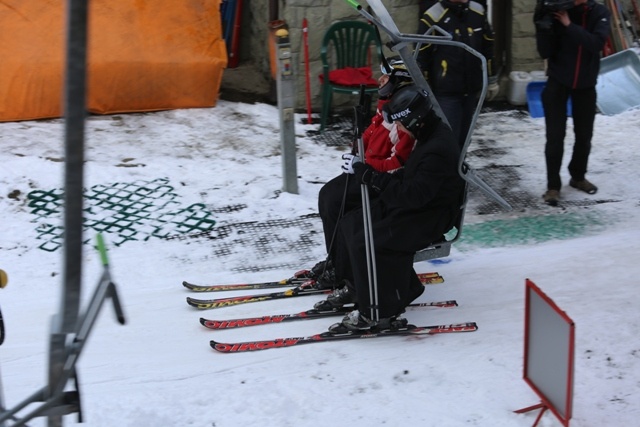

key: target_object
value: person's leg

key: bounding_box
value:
[542,77,570,191]
[436,95,464,147]
[340,211,413,319]
[318,174,361,256]
[312,208,360,310]
[403,269,425,306]
[568,87,596,183]
[331,207,362,285]
[458,93,478,149]
[369,250,414,318]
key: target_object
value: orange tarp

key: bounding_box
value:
[0,0,227,122]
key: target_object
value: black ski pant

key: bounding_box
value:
[437,92,479,149]
[542,76,597,190]
[318,173,373,260]
[333,205,427,319]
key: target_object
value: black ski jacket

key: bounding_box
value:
[354,118,465,250]
[534,0,610,89]
[417,0,496,96]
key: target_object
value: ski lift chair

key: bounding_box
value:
[413,179,469,263]
[319,20,383,132]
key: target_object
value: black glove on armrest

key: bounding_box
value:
[354,163,386,193]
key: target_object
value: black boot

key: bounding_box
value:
[313,280,355,310]
[309,260,339,289]
[328,310,408,334]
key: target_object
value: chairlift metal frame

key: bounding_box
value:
[350,0,511,266]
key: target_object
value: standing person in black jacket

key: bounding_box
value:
[417,0,497,149]
[534,0,610,206]
[315,85,465,333]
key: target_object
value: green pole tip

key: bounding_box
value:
[346,0,361,9]
[96,233,109,266]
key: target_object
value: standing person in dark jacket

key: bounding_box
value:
[315,85,465,333]
[534,0,610,206]
[417,0,498,149]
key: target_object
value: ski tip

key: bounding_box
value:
[199,317,208,326]
[186,296,201,306]
[210,340,229,352]
[187,297,213,309]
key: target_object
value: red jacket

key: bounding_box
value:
[362,99,415,172]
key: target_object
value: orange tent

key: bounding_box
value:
[0,0,227,122]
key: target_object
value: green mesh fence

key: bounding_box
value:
[27,178,216,252]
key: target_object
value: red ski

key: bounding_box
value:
[210,322,479,353]
[200,300,458,330]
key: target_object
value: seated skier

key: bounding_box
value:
[309,57,415,289]
[315,84,465,332]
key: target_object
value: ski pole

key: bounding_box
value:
[354,86,379,322]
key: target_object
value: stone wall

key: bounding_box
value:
[235,0,423,111]
[231,0,543,111]
[511,0,546,72]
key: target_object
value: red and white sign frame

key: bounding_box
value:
[515,279,575,427]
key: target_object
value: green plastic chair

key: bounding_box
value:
[319,21,383,132]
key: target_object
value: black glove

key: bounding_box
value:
[355,163,374,184]
[354,163,385,193]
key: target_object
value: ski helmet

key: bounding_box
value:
[382,85,433,134]
[379,56,412,98]
[381,56,408,76]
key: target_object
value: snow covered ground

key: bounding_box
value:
[1,101,639,426]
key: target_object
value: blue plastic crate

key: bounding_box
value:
[526,81,572,118]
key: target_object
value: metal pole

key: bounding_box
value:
[61,0,88,335]
[275,27,299,194]
[351,87,379,322]
[356,131,379,322]
[49,0,89,425]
